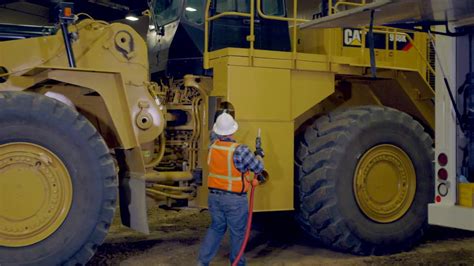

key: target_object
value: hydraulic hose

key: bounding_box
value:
[144,133,166,169]
[232,184,256,266]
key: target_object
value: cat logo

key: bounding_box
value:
[343,28,362,47]
[343,28,414,50]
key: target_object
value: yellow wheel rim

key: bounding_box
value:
[0,142,73,247]
[353,144,416,223]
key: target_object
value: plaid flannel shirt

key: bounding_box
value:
[210,131,264,174]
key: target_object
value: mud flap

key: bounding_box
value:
[119,175,150,234]
[116,149,150,234]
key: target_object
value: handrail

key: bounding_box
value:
[360,27,436,77]
[204,0,212,69]
[405,34,436,76]
[204,0,255,68]
[334,0,367,11]
[329,0,368,15]
[208,12,251,21]
[255,0,308,23]
[255,0,310,60]
[203,0,433,83]
[249,0,255,65]
[205,0,310,68]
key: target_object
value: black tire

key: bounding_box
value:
[295,106,433,255]
[0,92,117,265]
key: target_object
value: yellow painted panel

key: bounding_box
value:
[209,48,293,60]
[226,57,251,66]
[298,28,332,55]
[458,183,474,208]
[252,49,293,60]
[296,53,329,62]
[209,48,248,59]
[253,58,293,69]
[210,48,298,62]
[236,121,294,211]
[210,59,228,97]
[295,60,330,72]
[291,71,335,119]
[330,55,359,65]
[193,121,295,211]
[227,65,291,121]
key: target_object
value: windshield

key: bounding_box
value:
[214,0,285,16]
[262,0,285,16]
[215,0,250,13]
[184,0,204,24]
[154,0,181,26]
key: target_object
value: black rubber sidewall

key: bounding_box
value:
[336,118,432,248]
[0,94,110,265]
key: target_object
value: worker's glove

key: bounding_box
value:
[251,178,260,187]
[254,147,265,158]
[255,170,268,185]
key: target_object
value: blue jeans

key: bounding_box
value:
[198,192,248,266]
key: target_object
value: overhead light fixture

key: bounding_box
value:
[126,15,139,21]
[185,7,197,12]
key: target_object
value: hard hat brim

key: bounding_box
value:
[213,121,238,136]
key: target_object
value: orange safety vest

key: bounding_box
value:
[207,140,250,193]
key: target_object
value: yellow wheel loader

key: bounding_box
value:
[0,4,166,264]
[0,0,437,264]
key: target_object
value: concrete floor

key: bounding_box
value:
[88,203,474,266]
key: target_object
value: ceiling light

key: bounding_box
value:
[185,7,197,12]
[126,15,139,21]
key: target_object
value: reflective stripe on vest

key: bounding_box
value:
[207,140,249,193]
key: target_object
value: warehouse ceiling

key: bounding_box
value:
[0,0,148,25]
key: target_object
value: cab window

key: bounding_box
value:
[215,0,250,13]
[154,0,181,26]
[184,0,204,24]
[214,0,285,16]
[261,0,285,16]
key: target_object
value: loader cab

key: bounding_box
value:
[208,0,291,51]
[148,0,290,78]
[148,0,206,78]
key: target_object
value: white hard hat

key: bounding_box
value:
[213,112,238,136]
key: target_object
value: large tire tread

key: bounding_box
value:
[0,92,117,265]
[295,106,433,255]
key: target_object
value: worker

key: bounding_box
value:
[198,112,264,266]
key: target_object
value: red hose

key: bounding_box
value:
[231,184,256,266]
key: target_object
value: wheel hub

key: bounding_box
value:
[0,142,72,247]
[353,144,416,223]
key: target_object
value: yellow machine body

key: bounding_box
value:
[194,0,435,211]
[0,19,166,235]
[0,0,438,261]
[0,19,164,169]
[0,0,435,220]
